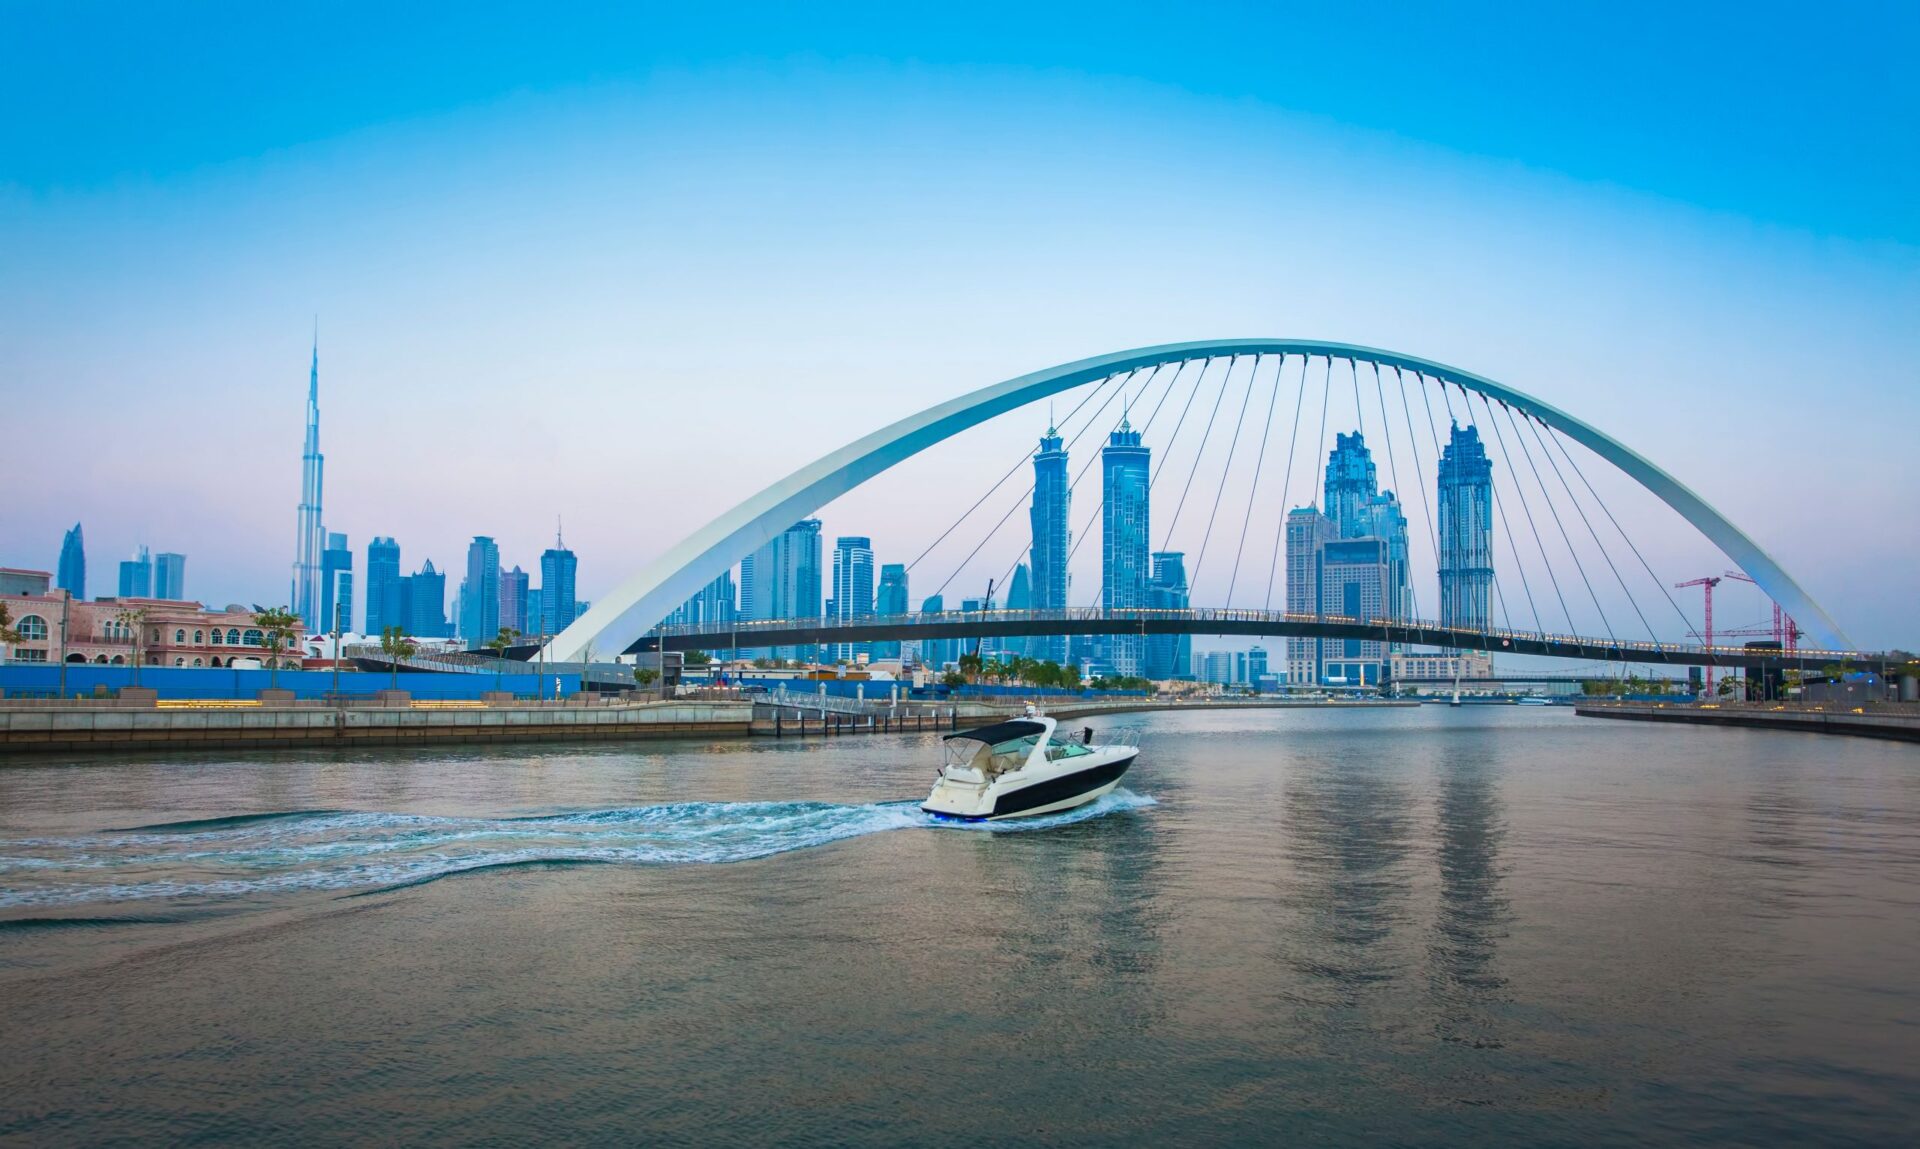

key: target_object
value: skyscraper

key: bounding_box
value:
[154,552,186,600]
[920,593,951,669]
[1285,507,1332,683]
[1437,422,1495,633]
[1324,432,1378,538]
[408,560,449,638]
[1146,551,1190,679]
[500,565,531,636]
[319,533,352,634]
[741,520,822,662]
[1028,422,1071,664]
[871,563,909,660]
[540,529,579,638]
[665,571,737,629]
[1100,417,1151,676]
[118,545,152,598]
[291,335,326,630]
[1319,537,1392,686]
[56,523,85,600]
[829,536,874,662]
[461,536,501,646]
[365,538,402,637]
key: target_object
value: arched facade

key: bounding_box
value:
[541,339,1849,661]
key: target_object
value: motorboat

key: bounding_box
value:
[921,716,1138,822]
[1515,695,1552,706]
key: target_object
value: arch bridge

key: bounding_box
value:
[539,339,1871,672]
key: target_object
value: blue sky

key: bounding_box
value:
[4,3,1916,645]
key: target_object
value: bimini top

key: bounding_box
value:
[944,719,1048,746]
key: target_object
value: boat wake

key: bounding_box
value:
[0,790,1156,909]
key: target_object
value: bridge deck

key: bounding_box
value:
[617,609,1880,671]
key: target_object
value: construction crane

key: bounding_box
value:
[1722,571,1799,653]
[1675,576,1722,694]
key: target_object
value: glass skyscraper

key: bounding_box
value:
[405,560,450,638]
[117,546,152,598]
[154,552,187,600]
[1028,423,1071,664]
[1100,418,1151,676]
[540,536,579,638]
[1284,507,1332,683]
[919,592,951,670]
[57,523,85,600]
[740,519,822,662]
[318,533,352,634]
[461,536,501,646]
[664,571,737,631]
[1288,431,1410,685]
[365,537,403,637]
[1146,551,1190,680]
[828,536,874,662]
[1437,422,1495,632]
[871,563,909,660]
[500,565,531,636]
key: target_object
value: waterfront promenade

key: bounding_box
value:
[1576,700,1920,742]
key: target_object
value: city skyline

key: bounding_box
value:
[5,12,1911,650]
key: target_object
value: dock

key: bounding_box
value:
[1575,701,1920,743]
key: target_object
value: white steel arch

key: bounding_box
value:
[544,340,1848,661]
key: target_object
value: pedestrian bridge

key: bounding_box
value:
[631,608,1875,671]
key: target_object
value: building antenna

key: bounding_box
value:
[556,515,564,549]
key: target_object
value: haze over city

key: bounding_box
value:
[4,4,1915,647]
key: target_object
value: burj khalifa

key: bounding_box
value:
[291,335,325,632]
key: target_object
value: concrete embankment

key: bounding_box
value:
[0,700,753,755]
[1576,702,1920,743]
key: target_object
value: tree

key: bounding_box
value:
[957,651,983,684]
[115,606,149,688]
[634,666,659,689]
[684,651,712,667]
[485,627,520,690]
[252,607,302,690]
[0,601,20,654]
[941,670,967,689]
[379,626,417,690]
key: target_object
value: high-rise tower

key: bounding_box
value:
[1100,416,1151,677]
[56,523,85,600]
[540,526,579,638]
[1437,422,1495,632]
[829,536,874,662]
[1027,422,1071,664]
[291,333,326,630]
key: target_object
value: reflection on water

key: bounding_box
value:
[2,707,1917,1146]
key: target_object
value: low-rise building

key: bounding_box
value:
[2,590,298,668]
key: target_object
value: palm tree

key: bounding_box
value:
[252,607,302,691]
[484,627,520,690]
[379,626,417,690]
[0,601,20,657]
[114,607,148,689]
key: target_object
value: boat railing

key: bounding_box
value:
[1098,725,1143,749]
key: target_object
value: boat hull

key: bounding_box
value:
[923,752,1136,822]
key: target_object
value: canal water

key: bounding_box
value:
[2,706,1916,1145]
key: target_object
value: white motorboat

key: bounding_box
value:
[921,716,1138,822]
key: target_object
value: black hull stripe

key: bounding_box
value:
[990,755,1136,818]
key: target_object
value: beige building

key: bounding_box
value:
[4,577,296,669]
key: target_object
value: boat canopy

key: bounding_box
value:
[944,719,1048,746]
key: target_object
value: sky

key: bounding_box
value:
[3,2,1916,648]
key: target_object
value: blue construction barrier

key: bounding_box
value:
[0,665,582,701]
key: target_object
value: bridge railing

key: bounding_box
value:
[643,608,1868,662]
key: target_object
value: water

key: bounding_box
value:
[2,706,1916,1145]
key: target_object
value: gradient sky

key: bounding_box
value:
[4,3,1916,647]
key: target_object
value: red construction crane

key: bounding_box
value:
[1722,571,1798,653]
[1675,576,1721,693]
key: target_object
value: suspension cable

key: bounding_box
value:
[1189,354,1263,587]
[1451,380,1542,634]
[926,366,1147,601]
[1261,355,1313,612]
[1394,368,1441,614]
[1226,354,1288,607]
[1475,388,1576,635]
[1156,356,1238,553]
[1062,356,1215,576]
[1516,410,1656,643]
[903,370,1122,574]
[1310,357,1333,508]
[1369,362,1417,620]
[1424,374,1513,633]
[1498,399,1615,644]
[1540,421,1697,639]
